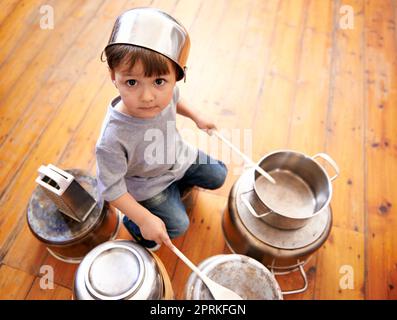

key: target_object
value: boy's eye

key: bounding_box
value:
[126,79,137,86]
[155,78,166,86]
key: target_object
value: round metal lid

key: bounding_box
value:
[232,169,331,250]
[186,254,282,300]
[26,169,103,244]
[84,244,145,300]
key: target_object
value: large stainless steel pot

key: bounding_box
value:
[27,169,121,263]
[241,150,339,230]
[185,254,283,300]
[73,240,173,300]
[222,168,332,295]
[104,7,190,81]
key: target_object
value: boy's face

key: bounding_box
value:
[110,59,177,119]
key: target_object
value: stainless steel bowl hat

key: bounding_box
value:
[103,7,190,81]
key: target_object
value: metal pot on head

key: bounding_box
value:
[103,7,190,82]
[241,150,339,230]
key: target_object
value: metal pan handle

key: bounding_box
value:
[273,264,308,296]
[240,191,272,218]
[312,153,340,182]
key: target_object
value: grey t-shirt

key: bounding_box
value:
[95,86,198,202]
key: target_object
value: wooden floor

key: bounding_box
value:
[0,0,396,300]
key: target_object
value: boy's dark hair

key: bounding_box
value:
[104,44,180,79]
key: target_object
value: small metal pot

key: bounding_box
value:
[73,240,172,300]
[185,254,283,300]
[241,150,339,230]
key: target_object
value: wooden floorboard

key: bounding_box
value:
[364,0,397,300]
[0,0,396,300]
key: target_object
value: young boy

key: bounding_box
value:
[96,8,227,250]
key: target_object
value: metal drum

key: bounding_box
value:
[27,169,121,263]
[73,240,173,300]
[185,254,283,300]
[222,168,332,295]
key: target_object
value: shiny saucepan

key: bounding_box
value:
[241,150,339,230]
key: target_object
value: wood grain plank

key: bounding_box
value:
[0,0,51,66]
[3,223,47,275]
[312,0,366,299]
[283,0,335,300]
[40,254,79,290]
[0,264,35,299]
[26,278,72,300]
[365,0,397,300]
[315,226,365,299]
[324,0,365,232]
[0,0,85,121]
[252,0,307,158]
[0,0,21,25]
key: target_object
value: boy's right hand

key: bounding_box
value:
[139,214,173,248]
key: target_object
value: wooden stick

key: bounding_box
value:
[211,130,276,184]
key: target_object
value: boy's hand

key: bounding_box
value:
[194,114,217,135]
[139,214,173,248]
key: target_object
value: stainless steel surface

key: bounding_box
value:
[238,180,331,250]
[171,245,243,300]
[27,169,121,263]
[36,164,96,222]
[256,170,315,218]
[185,254,283,300]
[248,150,339,230]
[105,7,190,81]
[222,168,332,294]
[74,240,164,300]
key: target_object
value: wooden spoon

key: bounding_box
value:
[170,245,243,300]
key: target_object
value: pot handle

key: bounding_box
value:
[273,264,308,296]
[312,153,340,182]
[240,191,272,218]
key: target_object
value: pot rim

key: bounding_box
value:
[27,201,108,245]
[84,243,145,300]
[255,149,334,220]
[73,240,163,300]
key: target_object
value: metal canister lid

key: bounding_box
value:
[84,244,145,300]
[27,169,103,244]
[185,254,283,300]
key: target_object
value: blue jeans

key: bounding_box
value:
[128,150,227,239]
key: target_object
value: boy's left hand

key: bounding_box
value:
[194,115,217,135]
